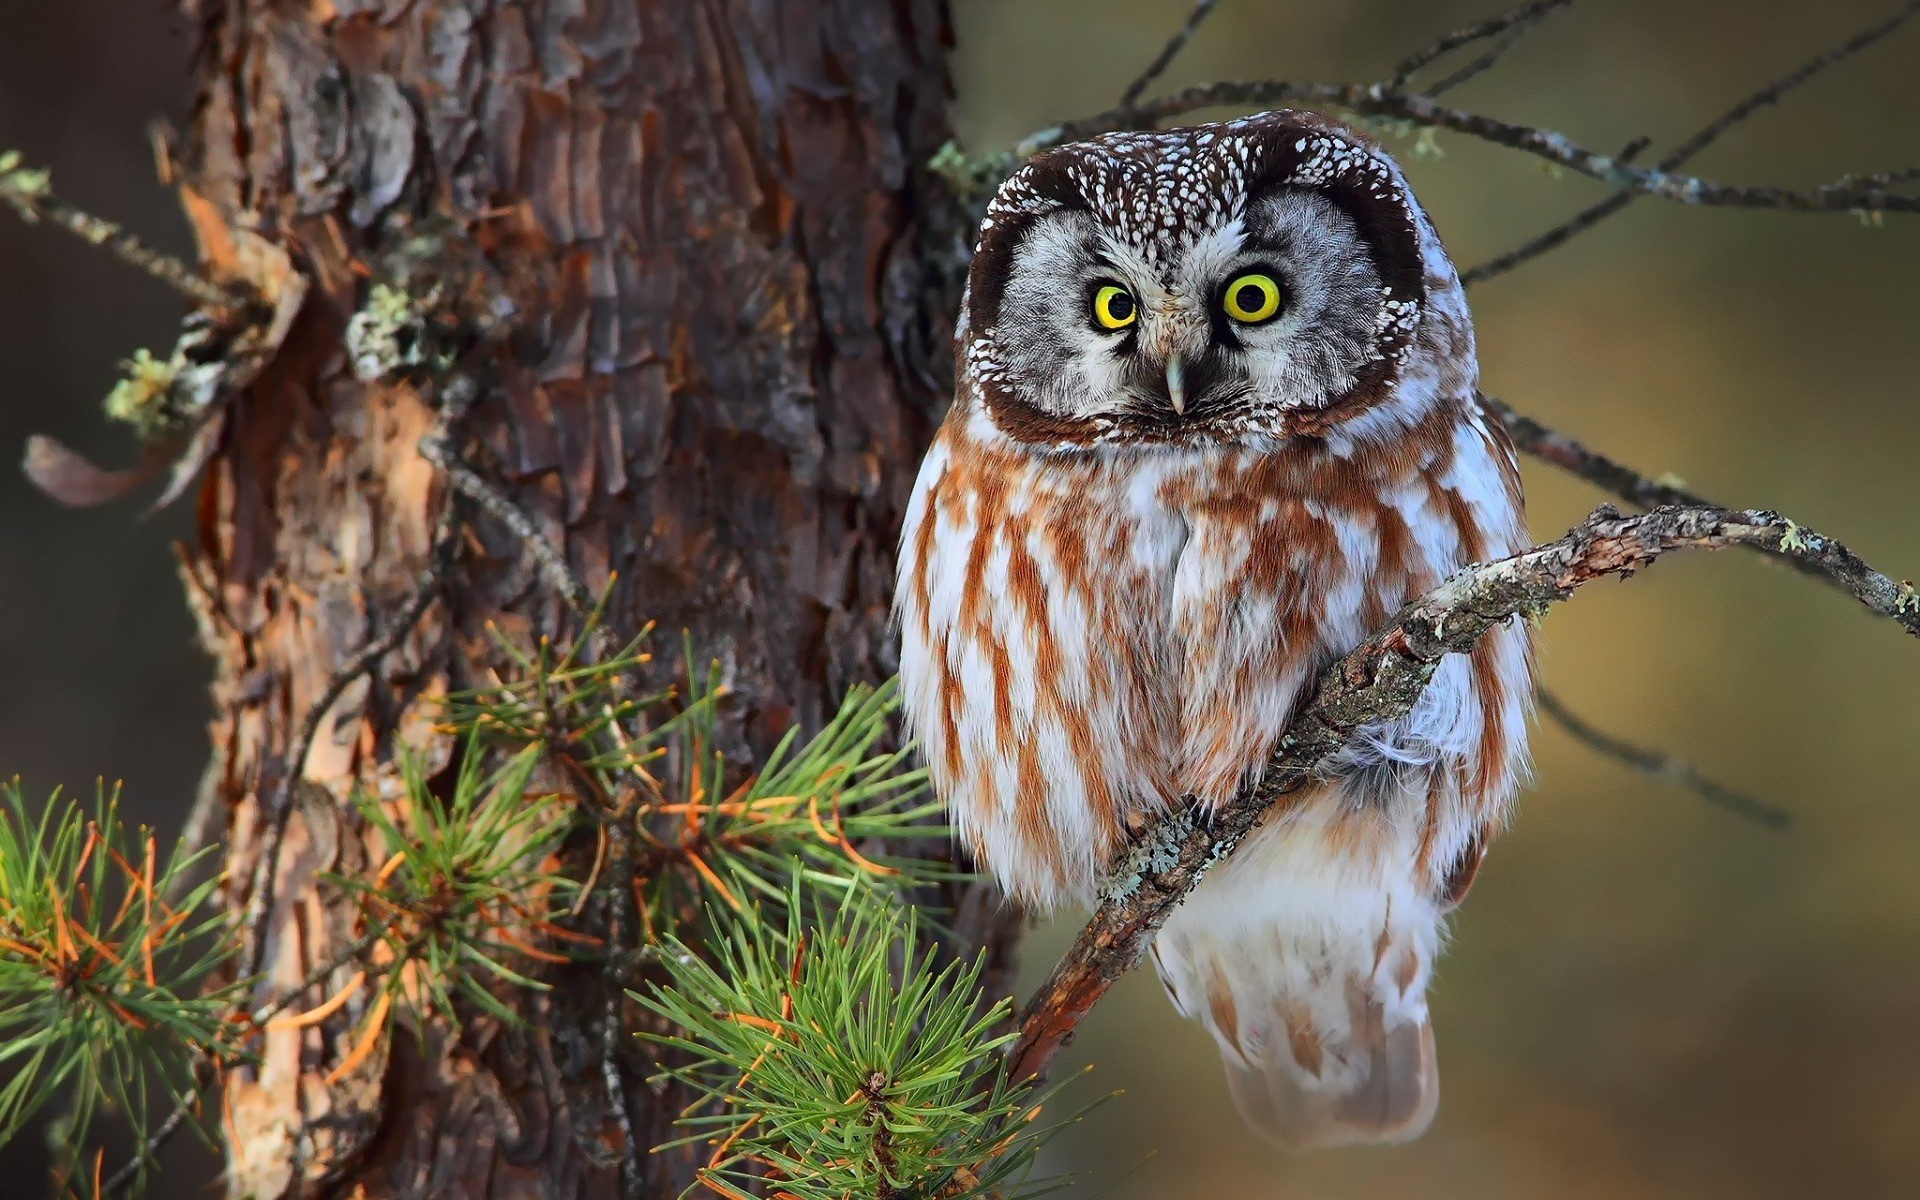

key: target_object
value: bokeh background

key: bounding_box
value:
[2,2,1917,1197]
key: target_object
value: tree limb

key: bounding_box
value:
[1008,502,1913,1084]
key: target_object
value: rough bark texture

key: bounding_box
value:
[176,1,985,1196]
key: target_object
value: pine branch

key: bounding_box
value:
[637,880,1065,1200]
[0,784,238,1189]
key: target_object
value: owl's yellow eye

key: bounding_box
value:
[1091,283,1138,331]
[1221,272,1283,324]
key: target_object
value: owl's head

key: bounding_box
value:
[961,110,1470,449]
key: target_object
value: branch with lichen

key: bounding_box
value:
[0,150,243,310]
[1008,501,1916,1084]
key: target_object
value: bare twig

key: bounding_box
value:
[1030,83,1920,215]
[1119,0,1223,108]
[1463,0,1920,284]
[1535,687,1790,829]
[1387,0,1574,95]
[1009,502,1914,1083]
[99,1073,209,1196]
[0,151,244,309]
[418,382,593,617]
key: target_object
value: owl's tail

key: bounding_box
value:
[1150,807,1445,1150]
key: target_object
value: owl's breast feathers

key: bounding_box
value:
[897,391,1533,911]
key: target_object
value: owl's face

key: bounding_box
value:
[963,111,1456,449]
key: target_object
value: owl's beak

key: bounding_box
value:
[1165,355,1187,416]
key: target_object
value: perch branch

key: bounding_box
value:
[1009,502,1914,1083]
[1533,687,1790,829]
[1463,0,1920,284]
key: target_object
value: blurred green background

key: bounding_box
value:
[3,2,1917,1197]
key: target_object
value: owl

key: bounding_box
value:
[896,110,1535,1149]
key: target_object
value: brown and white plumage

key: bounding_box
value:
[898,111,1534,1148]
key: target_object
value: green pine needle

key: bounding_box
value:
[330,738,579,1030]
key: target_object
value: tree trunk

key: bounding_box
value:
[178,2,986,1195]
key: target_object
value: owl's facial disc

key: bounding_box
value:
[983,190,1385,444]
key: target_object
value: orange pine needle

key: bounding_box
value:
[0,935,47,962]
[716,1011,783,1034]
[694,1169,759,1200]
[265,970,366,1032]
[46,879,76,964]
[705,1113,759,1170]
[835,838,899,878]
[324,988,393,1085]
[526,917,602,947]
[66,920,125,968]
[373,850,408,890]
[139,834,158,985]
[570,823,609,918]
[806,796,836,845]
[488,928,570,965]
[683,850,742,913]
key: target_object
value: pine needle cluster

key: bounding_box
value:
[0,783,235,1175]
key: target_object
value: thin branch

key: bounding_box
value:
[1030,82,1920,215]
[1480,394,1920,637]
[0,151,244,310]
[1535,687,1791,829]
[98,1071,210,1197]
[1009,502,1914,1083]
[1119,0,1223,109]
[1387,0,1574,95]
[1463,0,1920,284]
[418,383,594,617]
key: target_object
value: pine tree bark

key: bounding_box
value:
[176,2,991,1196]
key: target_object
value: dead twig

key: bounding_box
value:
[1009,502,1913,1084]
[0,151,245,310]
[1534,687,1791,829]
[1463,0,1920,284]
[1119,0,1223,109]
[1386,0,1574,95]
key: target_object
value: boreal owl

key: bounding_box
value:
[897,109,1534,1149]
